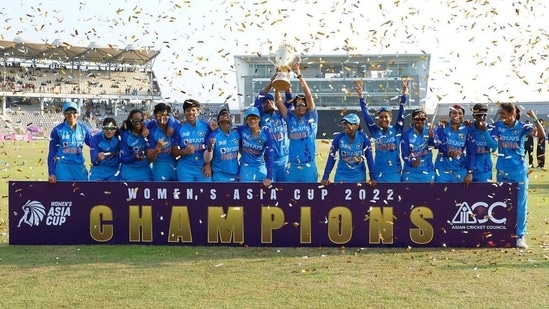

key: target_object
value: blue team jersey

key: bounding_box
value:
[119,130,150,176]
[322,131,375,181]
[490,120,534,171]
[259,112,289,161]
[401,127,435,173]
[360,97,404,174]
[89,132,120,168]
[206,128,241,175]
[48,121,92,175]
[237,125,274,179]
[434,125,476,172]
[285,109,318,164]
[172,120,211,166]
[146,123,175,163]
[254,91,292,162]
[469,125,498,174]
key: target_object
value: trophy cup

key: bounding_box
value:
[269,41,301,91]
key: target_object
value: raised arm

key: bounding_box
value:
[254,73,277,112]
[527,110,546,139]
[292,63,315,111]
[355,80,377,133]
[395,81,407,131]
[275,88,288,119]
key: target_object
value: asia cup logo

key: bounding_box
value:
[17,200,46,227]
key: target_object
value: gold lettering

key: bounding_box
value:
[327,207,352,244]
[300,207,311,243]
[261,207,285,243]
[168,206,192,243]
[208,206,244,243]
[129,205,153,242]
[369,207,394,244]
[409,206,434,244]
[89,205,113,242]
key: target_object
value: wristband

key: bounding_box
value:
[297,74,303,79]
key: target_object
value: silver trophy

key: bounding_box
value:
[269,41,301,91]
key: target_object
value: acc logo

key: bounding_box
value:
[17,200,46,227]
[451,201,507,225]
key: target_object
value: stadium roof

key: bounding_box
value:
[0,38,160,65]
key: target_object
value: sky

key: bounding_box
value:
[1,0,548,112]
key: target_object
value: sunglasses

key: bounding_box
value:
[295,103,307,108]
[156,112,169,117]
[131,118,144,124]
[473,113,487,117]
[413,117,427,121]
[102,126,117,131]
[63,110,77,115]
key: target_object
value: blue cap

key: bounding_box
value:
[377,106,391,114]
[340,113,360,125]
[245,107,260,118]
[260,93,274,102]
[62,102,78,112]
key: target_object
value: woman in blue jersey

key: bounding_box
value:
[275,63,318,182]
[356,80,406,182]
[253,73,293,182]
[236,107,274,186]
[89,117,120,181]
[320,113,376,186]
[490,103,545,249]
[469,103,498,182]
[146,103,177,181]
[400,109,436,183]
[171,99,212,182]
[434,104,476,186]
[48,102,92,183]
[204,109,241,182]
[119,109,153,181]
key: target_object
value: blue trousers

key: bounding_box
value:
[497,166,528,238]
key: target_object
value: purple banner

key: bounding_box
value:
[9,181,517,247]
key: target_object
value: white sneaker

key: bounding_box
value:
[516,237,528,249]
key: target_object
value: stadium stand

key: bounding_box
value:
[0,39,229,136]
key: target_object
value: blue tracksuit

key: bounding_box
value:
[89,132,120,181]
[172,120,212,182]
[146,123,177,181]
[285,109,319,182]
[119,130,152,181]
[360,96,405,182]
[255,91,292,181]
[236,125,274,182]
[322,131,375,183]
[434,124,476,182]
[205,128,241,182]
[48,121,92,181]
[491,120,534,238]
[469,125,498,182]
[401,127,436,183]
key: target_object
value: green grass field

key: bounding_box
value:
[0,139,548,308]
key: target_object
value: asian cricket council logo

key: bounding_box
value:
[17,200,72,227]
[450,201,508,231]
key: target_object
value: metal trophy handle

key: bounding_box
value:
[271,42,300,91]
